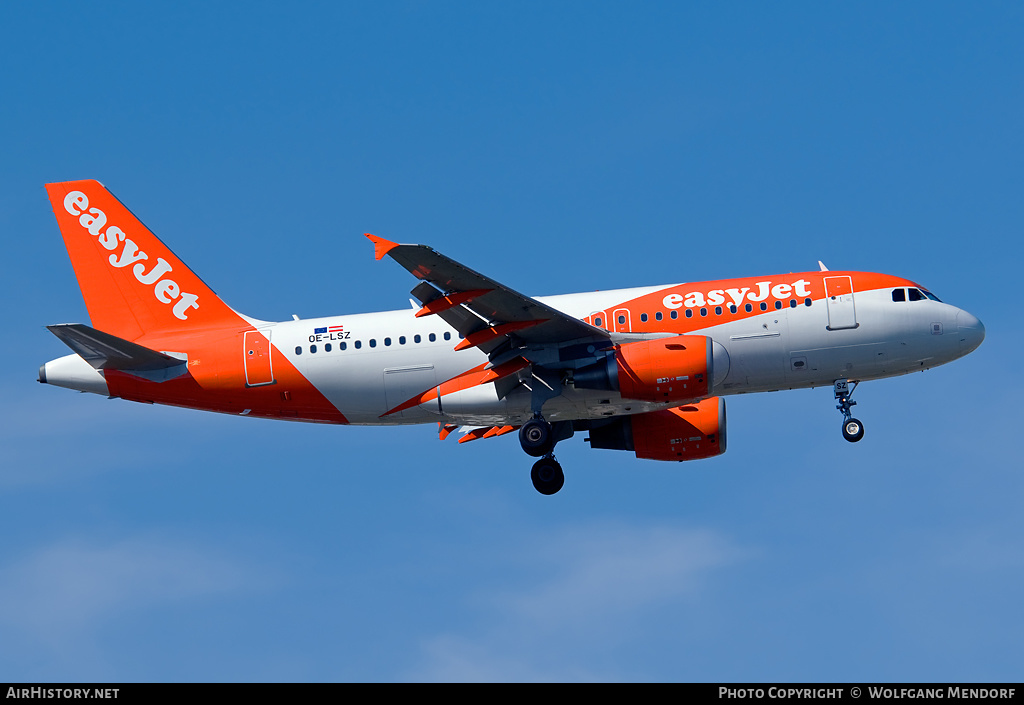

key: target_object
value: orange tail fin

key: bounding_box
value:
[45,180,241,340]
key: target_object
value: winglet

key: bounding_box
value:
[365,233,399,261]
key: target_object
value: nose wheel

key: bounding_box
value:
[834,379,865,443]
[842,417,865,442]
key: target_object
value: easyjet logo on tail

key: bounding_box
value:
[63,191,200,320]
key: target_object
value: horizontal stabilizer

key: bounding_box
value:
[46,323,188,381]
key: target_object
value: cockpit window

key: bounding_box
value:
[908,288,926,302]
[922,289,941,302]
[892,288,906,302]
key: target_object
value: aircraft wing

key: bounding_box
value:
[367,234,610,355]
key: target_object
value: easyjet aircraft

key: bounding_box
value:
[40,180,985,494]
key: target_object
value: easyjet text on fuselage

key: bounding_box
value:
[663,279,814,310]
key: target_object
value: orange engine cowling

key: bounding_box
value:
[573,335,721,404]
[615,335,712,403]
[587,396,727,462]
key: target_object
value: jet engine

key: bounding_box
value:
[586,396,727,462]
[573,335,730,403]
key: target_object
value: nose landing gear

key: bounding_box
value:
[834,378,864,443]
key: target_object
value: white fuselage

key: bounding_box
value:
[263,283,980,426]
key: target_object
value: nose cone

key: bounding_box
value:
[957,310,986,356]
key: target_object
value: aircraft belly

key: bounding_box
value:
[436,383,673,428]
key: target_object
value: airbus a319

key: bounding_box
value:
[39,180,985,494]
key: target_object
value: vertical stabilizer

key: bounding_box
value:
[45,180,241,340]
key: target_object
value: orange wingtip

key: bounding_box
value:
[365,233,399,261]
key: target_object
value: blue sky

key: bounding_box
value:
[2,2,1022,681]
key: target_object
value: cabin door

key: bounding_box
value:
[244,330,275,386]
[824,276,857,330]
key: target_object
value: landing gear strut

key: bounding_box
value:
[519,416,569,495]
[834,378,864,443]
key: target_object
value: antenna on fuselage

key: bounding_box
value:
[818,261,829,272]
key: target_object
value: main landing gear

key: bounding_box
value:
[834,378,865,443]
[520,416,566,495]
[530,456,564,495]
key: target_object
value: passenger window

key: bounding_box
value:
[444,332,451,340]
[640,313,648,322]
[429,333,436,342]
[804,298,812,306]
[370,339,377,348]
[715,306,722,315]
[325,343,332,352]
[700,308,707,317]
[684,310,692,318]
[774,301,782,310]
[655,312,663,321]
[310,345,317,353]
[399,336,406,345]
[729,305,737,314]
[594,317,603,327]
[789,299,797,308]
[617,315,625,325]
[745,304,753,313]
[340,342,347,350]
[671,311,678,319]
[295,346,302,355]
[892,288,906,302]
[760,302,768,311]
[355,340,362,349]
[414,334,421,343]
[908,288,925,302]
[384,338,391,346]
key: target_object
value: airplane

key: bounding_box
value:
[39,180,986,495]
